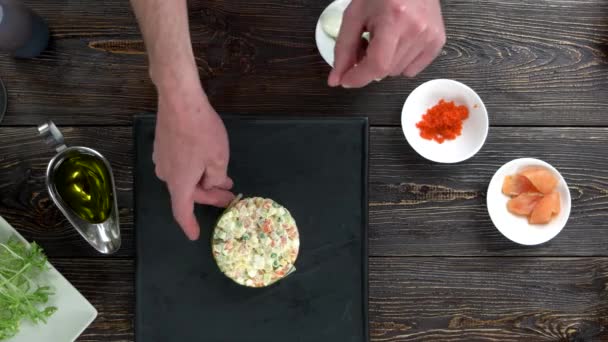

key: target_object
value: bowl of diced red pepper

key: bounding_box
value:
[401,79,489,163]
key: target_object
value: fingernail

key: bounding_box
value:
[342,84,352,89]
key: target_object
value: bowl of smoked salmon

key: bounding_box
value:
[487,158,571,245]
[401,79,489,163]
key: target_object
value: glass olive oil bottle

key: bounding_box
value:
[54,153,113,224]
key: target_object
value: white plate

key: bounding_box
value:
[315,0,351,67]
[487,158,572,245]
[0,216,97,342]
[401,79,489,163]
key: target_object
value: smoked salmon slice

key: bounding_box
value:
[529,192,561,224]
[502,175,538,196]
[519,167,558,195]
[507,193,544,216]
[502,166,561,224]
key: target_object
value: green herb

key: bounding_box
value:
[0,238,56,340]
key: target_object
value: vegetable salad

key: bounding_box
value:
[213,198,299,287]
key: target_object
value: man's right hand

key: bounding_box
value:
[153,80,235,241]
[329,0,446,88]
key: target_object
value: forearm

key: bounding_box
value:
[130,0,200,94]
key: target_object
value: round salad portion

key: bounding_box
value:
[212,197,300,288]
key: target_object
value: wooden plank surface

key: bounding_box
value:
[369,127,608,257]
[51,259,134,342]
[2,0,607,340]
[0,0,607,126]
[51,257,608,341]
[368,257,608,341]
[2,126,606,258]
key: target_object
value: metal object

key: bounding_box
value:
[38,121,66,152]
[38,121,121,254]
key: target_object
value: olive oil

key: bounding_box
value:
[55,153,113,224]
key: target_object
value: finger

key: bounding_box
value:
[389,17,433,76]
[328,4,365,87]
[155,164,165,181]
[194,187,235,208]
[403,39,444,78]
[170,193,200,241]
[201,167,233,190]
[200,175,233,190]
[388,39,414,77]
[391,42,423,77]
[340,27,400,88]
[153,155,166,181]
[219,176,234,190]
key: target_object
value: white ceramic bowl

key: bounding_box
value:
[315,0,351,67]
[401,79,489,163]
[487,158,572,245]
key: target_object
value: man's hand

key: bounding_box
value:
[130,0,235,240]
[329,0,446,88]
[154,82,235,240]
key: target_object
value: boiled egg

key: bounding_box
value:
[320,7,371,41]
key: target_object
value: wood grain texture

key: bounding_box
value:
[50,259,134,342]
[1,1,606,341]
[0,0,607,126]
[369,127,608,257]
[2,126,606,258]
[53,258,608,341]
[368,257,608,341]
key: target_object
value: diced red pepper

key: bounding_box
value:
[263,219,273,233]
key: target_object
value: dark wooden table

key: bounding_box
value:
[1,0,607,341]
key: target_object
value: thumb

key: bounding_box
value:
[329,4,365,87]
[194,187,235,208]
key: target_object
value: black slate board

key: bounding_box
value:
[135,116,369,342]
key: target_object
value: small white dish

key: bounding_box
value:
[487,158,572,246]
[0,216,97,342]
[315,0,351,67]
[401,79,489,163]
